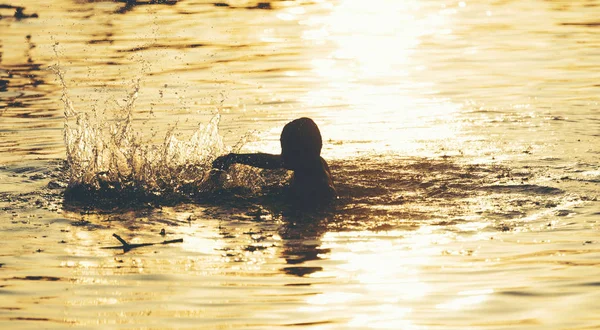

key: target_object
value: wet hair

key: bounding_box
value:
[280,117,322,170]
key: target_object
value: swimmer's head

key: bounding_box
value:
[280,117,322,170]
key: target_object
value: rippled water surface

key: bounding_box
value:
[1,0,599,329]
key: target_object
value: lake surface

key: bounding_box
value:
[1,0,599,328]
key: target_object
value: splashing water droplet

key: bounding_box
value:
[52,66,245,207]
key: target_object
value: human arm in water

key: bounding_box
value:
[201,153,281,191]
[202,153,284,192]
[212,153,285,171]
[210,152,337,204]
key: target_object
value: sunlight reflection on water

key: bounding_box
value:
[0,0,599,329]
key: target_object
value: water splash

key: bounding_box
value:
[53,66,234,206]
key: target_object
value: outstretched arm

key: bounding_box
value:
[212,153,284,170]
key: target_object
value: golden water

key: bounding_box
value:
[1,0,599,329]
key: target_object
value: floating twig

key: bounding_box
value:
[103,233,183,252]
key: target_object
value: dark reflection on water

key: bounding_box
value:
[213,2,275,10]
[115,1,178,15]
[278,211,331,277]
[212,207,331,277]
[561,22,600,27]
[73,0,179,15]
[118,43,206,52]
[0,4,38,20]
[74,0,281,15]
[0,36,47,111]
[0,32,61,161]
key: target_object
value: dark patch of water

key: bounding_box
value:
[0,4,38,20]
[282,266,323,277]
[8,276,64,281]
[561,22,600,27]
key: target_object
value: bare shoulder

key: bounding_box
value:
[288,158,337,206]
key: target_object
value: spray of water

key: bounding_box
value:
[52,66,245,206]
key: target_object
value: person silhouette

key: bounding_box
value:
[211,117,337,207]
